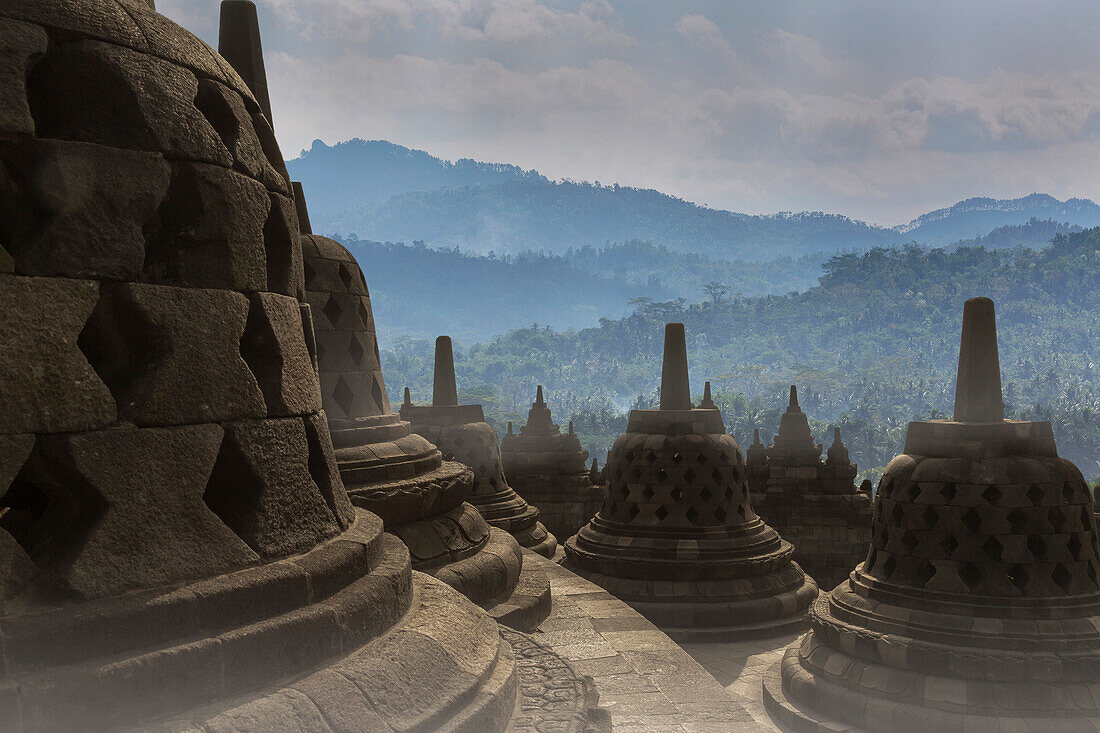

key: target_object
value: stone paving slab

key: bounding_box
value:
[526,552,770,731]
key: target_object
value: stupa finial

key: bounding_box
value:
[432,336,459,407]
[753,428,763,447]
[953,297,1004,422]
[292,182,312,234]
[536,385,545,405]
[507,421,513,435]
[568,420,575,436]
[218,1,274,125]
[659,323,692,411]
[788,385,800,412]
[402,386,411,407]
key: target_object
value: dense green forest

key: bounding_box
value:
[383,229,1100,485]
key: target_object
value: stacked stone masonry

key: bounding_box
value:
[763,298,1100,732]
[564,324,818,642]
[501,386,606,541]
[0,2,602,730]
[751,389,873,591]
[301,228,550,628]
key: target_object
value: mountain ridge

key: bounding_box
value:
[286,139,1099,259]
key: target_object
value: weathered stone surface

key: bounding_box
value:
[193,77,287,194]
[0,139,171,280]
[0,433,36,602]
[0,275,115,435]
[27,39,231,166]
[765,299,1100,731]
[0,18,47,135]
[263,192,304,296]
[146,161,271,291]
[17,425,258,599]
[240,292,321,417]
[80,282,266,426]
[564,324,816,641]
[204,418,342,559]
[302,411,356,529]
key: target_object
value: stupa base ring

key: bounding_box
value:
[563,561,818,641]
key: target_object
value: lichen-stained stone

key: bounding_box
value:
[240,292,321,417]
[204,418,342,559]
[0,0,147,51]
[28,424,259,599]
[0,139,171,280]
[79,282,266,427]
[0,275,115,435]
[28,39,232,167]
[0,18,47,135]
[145,161,271,291]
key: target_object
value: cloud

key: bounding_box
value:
[154,0,1100,224]
[261,0,631,46]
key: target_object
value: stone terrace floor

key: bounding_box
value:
[526,551,798,731]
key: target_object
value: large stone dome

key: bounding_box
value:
[0,3,603,729]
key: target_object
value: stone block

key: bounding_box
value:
[302,411,356,529]
[0,275,115,435]
[0,138,171,280]
[79,282,266,426]
[20,425,258,599]
[240,292,320,417]
[0,18,46,135]
[263,192,304,297]
[193,78,288,195]
[203,418,342,559]
[145,161,270,291]
[27,39,231,166]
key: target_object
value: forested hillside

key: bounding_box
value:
[899,195,1100,245]
[383,229,1100,483]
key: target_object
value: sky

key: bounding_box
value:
[159,0,1100,226]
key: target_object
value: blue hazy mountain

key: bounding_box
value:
[895,194,1100,245]
[286,139,1099,260]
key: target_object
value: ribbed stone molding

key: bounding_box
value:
[764,297,1100,731]
[563,324,817,641]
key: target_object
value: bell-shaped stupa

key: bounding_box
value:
[297,187,550,628]
[402,338,557,558]
[0,2,602,728]
[563,324,817,640]
[501,386,606,541]
[765,297,1100,731]
[751,386,873,590]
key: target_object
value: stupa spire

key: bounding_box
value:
[953,296,1004,422]
[507,421,514,435]
[787,385,800,412]
[826,427,850,466]
[589,458,600,484]
[536,385,545,405]
[568,420,575,436]
[218,1,274,124]
[432,336,458,407]
[753,428,763,447]
[402,386,411,407]
[699,381,716,409]
[659,323,692,410]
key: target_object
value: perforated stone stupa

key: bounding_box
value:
[751,386,873,590]
[403,337,558,558]
[563,324,817,641]
[0,2,602,728]
[299,189,550,628]
[501,386,605,541]
[764,297,1100,732]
